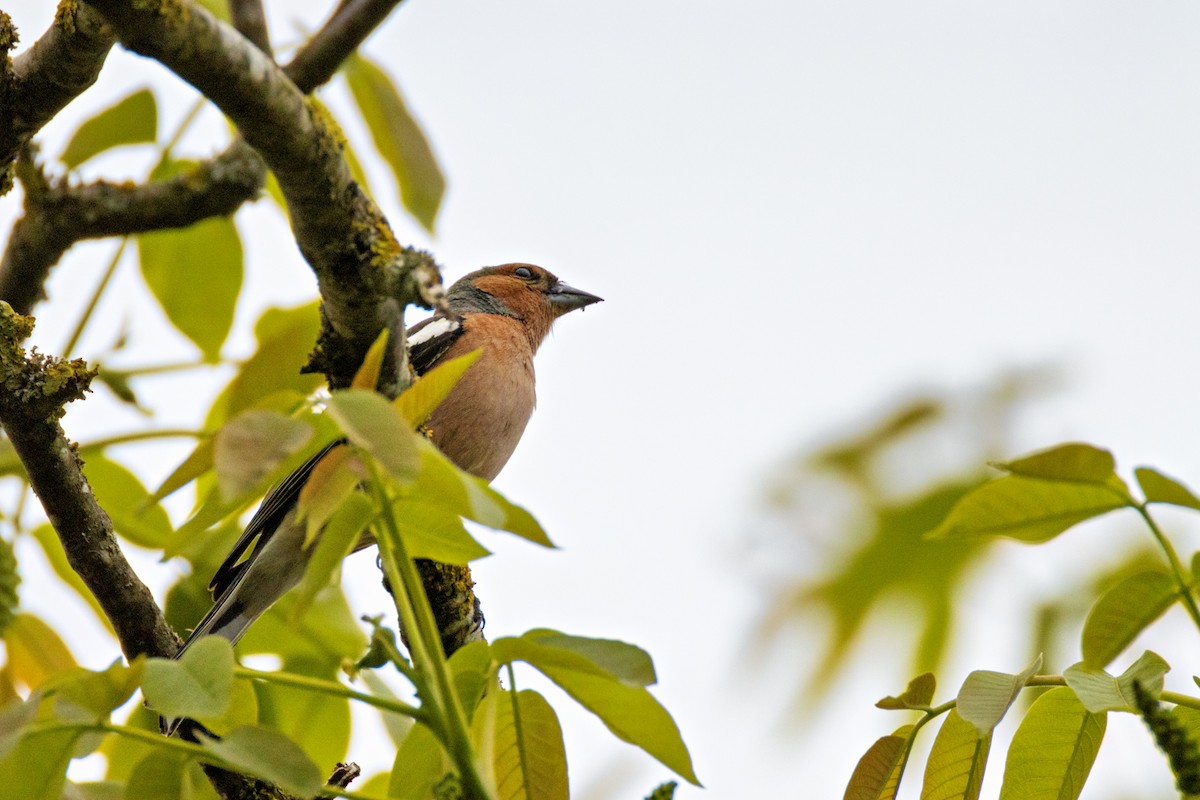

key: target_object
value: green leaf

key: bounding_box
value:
[925,475,1129,543]
[199,725,323,796]
[410,439,552,546]
[123,753,192,800]
[1081,571,1177,667]
[3,613,76,690]
[359,670,415,746]
[920,710,990,800]
[43,658,144,719]
[1136,467,1200,511]
[956,655,1042,736]
[843,725,913,800]
[998,687,1104,800]
[141,637,234,719]
[1063,651,1169,713]
[393,500,490,564]
[493,629,656,686]
[395,349,483,426]
[342,53,445,232]
[296,445,360,544]
[138,211,243,362]
[531,664,698,785]
[389,722,453,800]
[877,672,936,711]
[84,455,172,548]
[213,410,314,502]
[474,689,568,800]
[992,443,1119,484]
[0,726,78,800]
[60,89,157,169]
[206,302,323,427]
[325,389,421,481]
[290,493,375,621]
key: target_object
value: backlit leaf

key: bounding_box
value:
[3,614,76,690]
[0,726,77,800]
[877,672,936,710]
[1136,467,1200,511]
[30,525,109,631]
[998,688,1104,800]
[844,725,913,800]
[83,454,172,548]
[1063,651,1169,713]
[956,655,1042,736]
[393,500,490,564]
[342,54,445,232]
[389,722,453,800]
[141,637,234,719]
[352,330,390,391]
[213,410,313,502]
[255,658,351,768]
[395,349,482,426]
[138,175,242,362]
[926,476,1128,543]
[920,710,990,800]
[60,88,157,169]
[43,658,144,719]
[1081,571,1176,667]
[477,689,568,800]
[325,389,420,481]
[493,629,656,686]
[290,493,374,621]
[992,443,1118,485]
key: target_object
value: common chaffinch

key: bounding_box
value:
[174,263,601,660]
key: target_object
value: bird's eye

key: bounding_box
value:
[514,266,534,279]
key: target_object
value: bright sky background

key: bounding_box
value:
[7,1,1200,798]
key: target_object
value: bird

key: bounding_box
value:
[171,262,601,665]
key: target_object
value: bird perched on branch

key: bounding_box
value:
[173,262,601,663]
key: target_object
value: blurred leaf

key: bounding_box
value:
[342,53,445,232]
[254,658,351,768]
[956,655,1042,737]
[206,302,322,427]
[389,722,453,800]
[393,500,489,564]
[238,580,366,663]
[150,437,214,506]
[99,704,158,782]
[997,688,1104,800]
[212,410,313,502]
[141,637,234,720]
[772,480,987,701]
[449,640,494,723]
[199,725,323,796]
[0,726,78,800]
[192,0,230,21]
[60,89,157,169]
[0,437,24,478]
[94,368,145,411]
[123,753,190,800]
[493,629,656,686]
[291,492,374,621]
[326,389,421,481]
[812,399,940,477]
[3,614,76,690]
[1136,467,1200,511]
[473,689,568,800]
[0,692,40,760]
[44,658,144,720]
[63,780,124,800]
[395,349,482,426]
[359,670,415,746]
[1081,570,1176,668]
[877,672,936,711]
[926,476,1129,543]
[83,455,172,548]
[920,710,990,800]
[138,164,242,362]
[1063,651,1169,713]
[993,443,1119,486]
[843,724,913,800]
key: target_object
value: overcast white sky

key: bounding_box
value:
[7,1,1200,797]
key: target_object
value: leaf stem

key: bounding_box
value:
[368,459,490,800]
[1135,504,1200,632]
[62,237,127,358]
[78,428,204,452]
[232,665,424,722]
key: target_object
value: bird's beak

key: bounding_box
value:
[548,280,603,314]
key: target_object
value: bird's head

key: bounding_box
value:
[448,263,602,345]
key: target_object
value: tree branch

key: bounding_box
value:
[0,303,180,661]
[284,0,405,92]
[0,3,115,194]
[0,141,266,315]
[230,0,272,57]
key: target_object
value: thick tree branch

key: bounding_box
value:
[0,303,180,661]
[0,4,115,194]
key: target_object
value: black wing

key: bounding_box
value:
[407,314,464,376]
